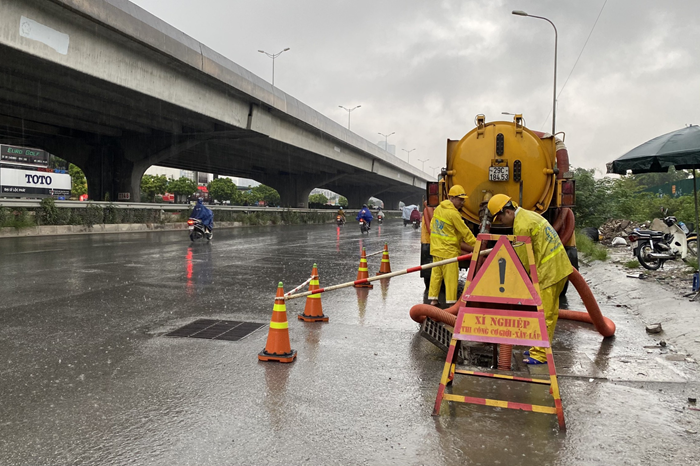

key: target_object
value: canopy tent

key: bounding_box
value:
[608,125,700,234]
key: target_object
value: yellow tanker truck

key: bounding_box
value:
[420,114,577,287]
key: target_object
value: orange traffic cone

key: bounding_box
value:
[258,282,297,363]
[299,263,329,322]
[376,243,392,275]
[354,248,374,289]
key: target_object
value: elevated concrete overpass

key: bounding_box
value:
[0,0,431,207]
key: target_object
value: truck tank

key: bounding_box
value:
[421,114,577,286]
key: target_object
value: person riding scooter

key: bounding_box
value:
[356,204,373,229]
[190,198,214,236]
[409,207,421,224]
[376,207,385,224]
[336,206,346,225]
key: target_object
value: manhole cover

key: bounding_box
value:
[166,319,264,341]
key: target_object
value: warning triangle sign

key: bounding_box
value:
[464,236,542,306]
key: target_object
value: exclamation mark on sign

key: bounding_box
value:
[498,258,506,293]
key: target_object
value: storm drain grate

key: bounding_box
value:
[166,319,264,341]
[420,318,466,363]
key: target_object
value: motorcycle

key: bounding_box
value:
[336,215,346,226]
[628,215,696,270]
[359,218,370,234]
[412,218,420,229]
[377,216,383,225]
[188,217,213,242]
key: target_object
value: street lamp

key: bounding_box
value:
[258,47,290,87]
[402,148,416,163]
[378,132,395,152]
[512,10,557,135]
[417,158,428,171]
[339,105,361,129]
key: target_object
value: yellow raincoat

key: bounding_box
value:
[513,208,573,362]
[428,200,476,304]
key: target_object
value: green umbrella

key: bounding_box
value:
[608,125,700,233]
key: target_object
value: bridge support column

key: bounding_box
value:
[378,193,406,210]
[345,189,374,209]
[82,140,147,202]
[37,134,203,202]
[261,173,347,208]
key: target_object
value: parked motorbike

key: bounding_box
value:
[336,215,346,226]
[628,215,696,270]
[188,218,213,242]
[359,218,370,234]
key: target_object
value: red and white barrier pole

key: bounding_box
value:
[284,276,313,297]
[285,248,491,301]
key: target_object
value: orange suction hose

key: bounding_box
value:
[565,268,616,337]
[410,269,615,338]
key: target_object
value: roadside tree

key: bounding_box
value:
[308,193,328,208]
[140,174,168,202]
[250,184,280,206]
[208,178,240,204]
[167,177,198,203]
[69,164,87,198]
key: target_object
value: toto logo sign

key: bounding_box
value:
[24,174,53,185]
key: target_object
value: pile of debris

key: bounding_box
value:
[598,218,649,245]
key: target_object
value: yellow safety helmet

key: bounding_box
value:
[487,194,515,220]
[448,184,468,199]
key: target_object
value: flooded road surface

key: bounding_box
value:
[1,221,699,465]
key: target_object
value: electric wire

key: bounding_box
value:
[541,0,608,130]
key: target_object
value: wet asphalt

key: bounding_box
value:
[1,220,699,465]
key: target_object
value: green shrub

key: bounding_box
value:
[0,207,10,226]
[576,231,609,262]
[82,203,104,227]
[38,198,59,225]
[624,259,640,269]
[3,208,35,228]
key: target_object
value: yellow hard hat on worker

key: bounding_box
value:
[487,194,518,220]
[448,184,468,199]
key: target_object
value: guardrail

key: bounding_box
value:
[0,198,398,214]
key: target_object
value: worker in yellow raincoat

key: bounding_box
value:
[428,185,476,307]
[487,194,573,365]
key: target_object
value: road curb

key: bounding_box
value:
[0,221,250,238]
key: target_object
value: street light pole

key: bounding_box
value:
[430,166,441,177]
[378,132,395,152]
[258,47,290,87]
[512,10,557,135]
[402,148,416,164]
[417,158,428,171]
[339,105,361,129]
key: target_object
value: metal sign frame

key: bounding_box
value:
[432,233,565,430]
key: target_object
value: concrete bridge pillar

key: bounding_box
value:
[345,189,374,209]
[376,193,405,210]
[36,133,204,202]
[262,175,315,208]
[261,173,349,208]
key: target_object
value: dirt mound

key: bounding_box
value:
[598,218,649,245]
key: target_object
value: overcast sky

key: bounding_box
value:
[130,0,700,178]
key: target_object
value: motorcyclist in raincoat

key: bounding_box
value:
[376,207,385,221]
[428,185,476,306]
[190,198,214,233]
[336,206,346,225]
[356,204,373,228]
[487,194,573,365]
